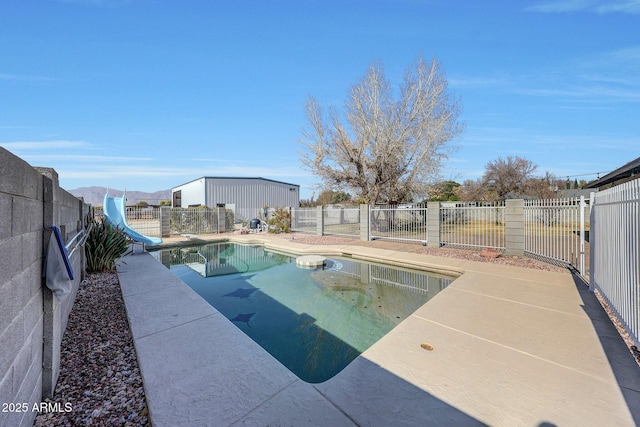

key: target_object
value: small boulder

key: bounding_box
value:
[479,248,501,259]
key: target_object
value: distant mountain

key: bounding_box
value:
[69,186,172,207]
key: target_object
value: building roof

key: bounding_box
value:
[584,156,640,189]
[172,176,300,190]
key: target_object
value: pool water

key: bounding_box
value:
[152,242,453,383]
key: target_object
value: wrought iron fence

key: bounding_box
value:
[370,206,428,243]
[590,179,639,347]
[440,202,505,249]
[524,197,589,274]
[94,206,163,237]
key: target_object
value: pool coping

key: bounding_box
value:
[117,235,640,426]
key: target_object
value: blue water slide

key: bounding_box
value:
[103,191,163,246]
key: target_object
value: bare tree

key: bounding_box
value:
[522,171,564,199]
[482,156,537,199]
[457,178,490,201]
[300,56,464,205]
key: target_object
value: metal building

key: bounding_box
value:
[171,177,300,221]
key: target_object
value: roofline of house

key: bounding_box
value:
[584,156,640,189]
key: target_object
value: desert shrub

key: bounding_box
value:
[85,217,129,272]
[267,208,291,233]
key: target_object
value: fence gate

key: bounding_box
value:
[524,196,589,276]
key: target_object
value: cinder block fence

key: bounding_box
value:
[1,148,89,427]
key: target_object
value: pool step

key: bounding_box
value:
[295,255,326,268]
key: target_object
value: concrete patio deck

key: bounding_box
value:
[116,234,640,426]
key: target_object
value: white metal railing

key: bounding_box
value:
[590,178,639,347]
[125,206,162,237]
[323,207,360,237]
[440,202,505,249]
[370,206,428,243]
[291,207,317,233]
[94,206,162,237]
[524,197,589,275]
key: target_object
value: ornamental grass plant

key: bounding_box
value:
[85,217,129,272]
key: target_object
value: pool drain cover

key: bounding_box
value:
[421,343,434,351]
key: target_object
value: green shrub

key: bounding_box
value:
[85,217,129,272]
[267,208,291,233]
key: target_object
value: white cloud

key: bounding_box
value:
[526,0,593,13]
[448,76,503,88]
[526,0,640,13]
[0,140,90,150]
[596,0,640,13]
[56,163,310,180]
[17,154,158,164]
[0,73,56,82]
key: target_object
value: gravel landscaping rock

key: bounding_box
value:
[33,272,149,427]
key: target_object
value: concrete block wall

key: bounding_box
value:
[360,204,370,241]
[505,199,525,257]
[426,202,441,247]
[0,148,88,427]
[315,206,324,236]
[160,206,171,237]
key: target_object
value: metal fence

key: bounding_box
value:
[94,206,162,237]
[291,207,317,233]
[524,197,589,275]
[590,178,639,347]
[94,206,234,237]
[323,207,360,237]
[370,206,428,243]
[169,208,234,235]
[440,202,505,249]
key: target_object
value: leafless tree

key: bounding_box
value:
[457,178,491,201]
[482,156,537,199]
[300,56,464,205]
[522,172,564,199]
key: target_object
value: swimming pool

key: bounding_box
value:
[152,242,453,383]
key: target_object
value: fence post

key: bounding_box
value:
[505,199,525,257]
[589,192,596,292]
[579,196,585,276]
[360,204,370,241]
[427,202,441,247]
[160,206,171,237]
[316,205,324,236]
[216,207,226,233]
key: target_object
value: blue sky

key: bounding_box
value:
[2,0,639,200]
